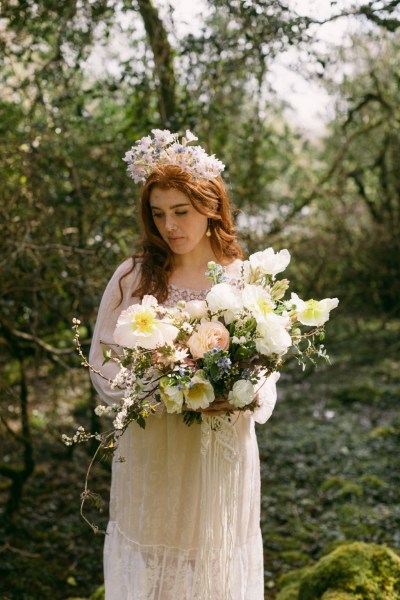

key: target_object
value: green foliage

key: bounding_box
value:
[319,477,364,501]
[277,542,400,600]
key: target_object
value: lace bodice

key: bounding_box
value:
[165,284,208,306]
[165,266,242,307]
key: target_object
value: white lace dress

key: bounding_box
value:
[89,259,279,600]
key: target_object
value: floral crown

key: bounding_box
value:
[123,129,225,184]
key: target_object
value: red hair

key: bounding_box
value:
[119,165,243,303]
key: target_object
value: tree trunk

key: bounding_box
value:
[0,356,34,516]
[137,0,177,127]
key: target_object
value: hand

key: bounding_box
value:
[183,400,235,417]
[200,400,234,416]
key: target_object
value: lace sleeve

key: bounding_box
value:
[88,259,140,406]
[252,372,280,424]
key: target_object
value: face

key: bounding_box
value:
[149,187,209,256]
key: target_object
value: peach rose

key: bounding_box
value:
[187,321,230,359]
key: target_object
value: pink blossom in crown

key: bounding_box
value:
[123,129,225,183]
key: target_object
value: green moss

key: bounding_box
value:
[321,593,359,600]
[277,542,400,600]
[358,474,384,487]
[278,567,311,588]
[368,426,398,439]
[319,477,364,499]
[276,581,301,600]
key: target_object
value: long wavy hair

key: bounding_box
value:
[118,164,243,304]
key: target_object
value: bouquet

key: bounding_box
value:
[64,247,338,450]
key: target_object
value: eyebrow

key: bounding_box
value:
[150,203,190,211]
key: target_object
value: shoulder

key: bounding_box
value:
[106,257,143,295]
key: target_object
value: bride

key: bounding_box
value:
[89,129,279,599]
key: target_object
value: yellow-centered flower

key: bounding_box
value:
[114,295,179,349]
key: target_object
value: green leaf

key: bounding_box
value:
[136,415,146,429]
[102,349,113,364]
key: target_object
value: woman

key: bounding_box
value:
[89,130,279,600]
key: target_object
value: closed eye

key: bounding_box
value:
[175,211,188,216]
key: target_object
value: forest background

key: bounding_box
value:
[1,1,399,599]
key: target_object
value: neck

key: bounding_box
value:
[172,240,217,270]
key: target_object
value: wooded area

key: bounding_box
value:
[1,1,399,598]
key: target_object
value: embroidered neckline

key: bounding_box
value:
[168,282,211,293]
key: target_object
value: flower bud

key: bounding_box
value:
[270,279,290,301]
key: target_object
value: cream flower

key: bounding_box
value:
[187,320,230,360]
[228,380,255,408]
[184,370,215,410]
[159,377,184,414]
[256,313,292,356]
[152,346,189,369]
[206,283,242,323]
[244,247,291,282]
[184,299,208,320]
[291,293,339,326]
[242,285,275,319]
[114,295,179,350]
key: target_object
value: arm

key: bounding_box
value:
[88,258,140,406]
[252,372,280,424]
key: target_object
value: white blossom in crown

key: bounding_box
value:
[123,129,225,183]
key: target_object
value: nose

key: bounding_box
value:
[165,215,177,232]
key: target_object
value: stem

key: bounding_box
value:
[79,430,115,535]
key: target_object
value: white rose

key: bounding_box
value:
[291,293,339,326]
[187,320,230,360]
[256,313,292,356]
[185,299,208,320]
[228,380,255,408]
[206,283,243,324]
[248,247,291,277]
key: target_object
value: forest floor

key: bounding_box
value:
[1,316,399,600]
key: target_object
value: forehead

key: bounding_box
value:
[149,187,191,209]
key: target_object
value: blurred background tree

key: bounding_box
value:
[0,0,399,598]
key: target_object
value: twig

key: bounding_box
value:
[79,430,115,535]
[0,543,40,559]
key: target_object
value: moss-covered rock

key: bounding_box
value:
[277,581,301,600]
[277,542,400,600]
[321,593,356,600]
